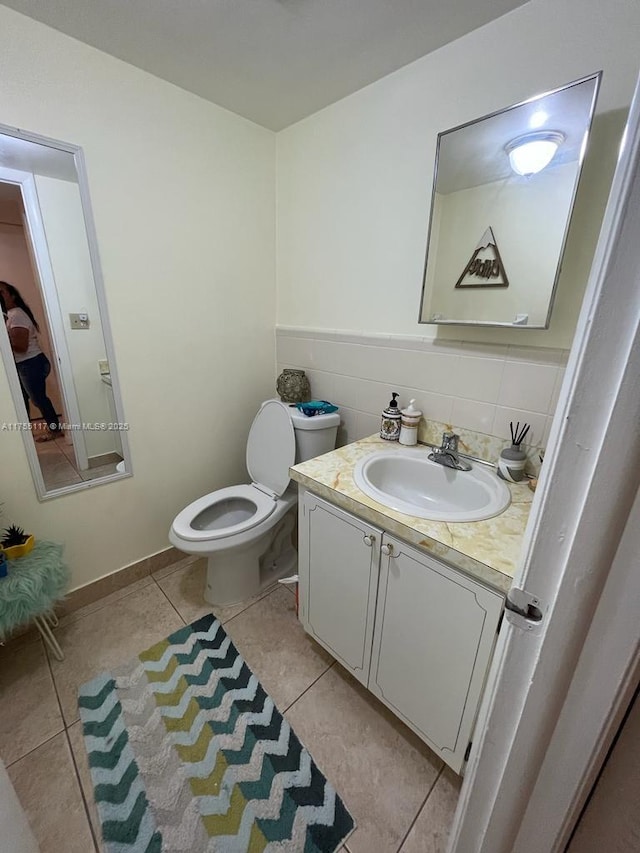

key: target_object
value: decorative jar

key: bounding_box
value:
[276,369,311,404]
[497,446,527,483]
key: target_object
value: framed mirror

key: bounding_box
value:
[0,124,132,499]
[418,72,602,328]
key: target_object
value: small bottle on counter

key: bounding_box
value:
[399,399,422,446]
[380,392,401,441]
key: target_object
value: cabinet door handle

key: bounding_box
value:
[381,543,394,556]
[363,534,376,547]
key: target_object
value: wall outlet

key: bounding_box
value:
[98,359,109,375]
[69,312,90,330]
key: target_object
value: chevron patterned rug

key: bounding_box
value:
[78,613,355,852]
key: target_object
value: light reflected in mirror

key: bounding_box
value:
[0,127,131,498]
[419,72,602,328]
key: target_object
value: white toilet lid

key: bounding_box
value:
[171,484,277,542]
[246,399,296,496]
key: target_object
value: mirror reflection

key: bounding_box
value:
[419,72,601,328]
[0,129,131,496]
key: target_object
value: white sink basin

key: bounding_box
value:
[353,447,511,522]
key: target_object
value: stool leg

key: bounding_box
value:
[35,615,64,661]
[45,611,59,628]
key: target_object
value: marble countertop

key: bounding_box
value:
[290,435,533,594]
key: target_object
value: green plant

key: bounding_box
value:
[2,525,29,548]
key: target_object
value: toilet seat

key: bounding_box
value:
[246,399,296,496]
[171,484,277,542]
[171,401,297,547]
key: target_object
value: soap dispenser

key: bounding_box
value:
[380,392,401,441]
[399,399,422,446]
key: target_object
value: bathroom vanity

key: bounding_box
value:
[289,435,532,774]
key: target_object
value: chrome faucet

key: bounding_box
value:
[429,431,472,471]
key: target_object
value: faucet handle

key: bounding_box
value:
[442,431,459,452]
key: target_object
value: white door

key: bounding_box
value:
[449,74,640,852]
[369,534,503,773]
[298,490,382,686]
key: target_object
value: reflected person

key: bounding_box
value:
[0,281,60,441]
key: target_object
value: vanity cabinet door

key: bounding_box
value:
[369,534,504,774]
[298,490,382,687]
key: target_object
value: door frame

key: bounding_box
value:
[448,74,640,852]
[0,164,89,470]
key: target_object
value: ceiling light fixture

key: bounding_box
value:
[505,131,565,176]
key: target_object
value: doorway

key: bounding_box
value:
[566,684,640,851]
[0,180,87,489]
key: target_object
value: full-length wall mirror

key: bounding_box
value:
[0,125,131,499]
[419,72,601,328]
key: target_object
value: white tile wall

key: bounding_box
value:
[276,327,568,451]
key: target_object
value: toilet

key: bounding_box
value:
[169,399,340,606]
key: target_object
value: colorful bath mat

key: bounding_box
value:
[78,614,354,852]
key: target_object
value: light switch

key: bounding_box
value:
[98,359,109,375]
[69,313,90,330]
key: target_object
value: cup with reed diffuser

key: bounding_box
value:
[497,421,530,483]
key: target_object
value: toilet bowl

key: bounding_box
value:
[169,399,339,606]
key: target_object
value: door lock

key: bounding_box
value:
[505,587,544,630]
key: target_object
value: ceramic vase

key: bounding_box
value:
[497,445,527,483]
[276,369,311,404]
[1,534,35,560]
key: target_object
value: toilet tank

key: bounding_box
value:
[287,406,340,462]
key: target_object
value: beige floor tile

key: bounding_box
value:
[8,732,95,853]
[87,452,123,468]
[157,558,279,625]
[79,462,120,482]
[0,640,64,766]
[399,767,462,853]
[286,665,442,853]
[58,577,154,628]
[68,721,103,852]
[34,439,66,458]
[154,558,210,624]
[48,583,184,725]
[58,439,79,465]
[224,586,333,710]
[41,453,83,489]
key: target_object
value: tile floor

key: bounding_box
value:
[34,429,121,490]
[0,554,462,852]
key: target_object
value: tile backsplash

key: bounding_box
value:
[276,327,567,460]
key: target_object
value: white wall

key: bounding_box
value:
[427,164,575,326]
[0,6,276,589]
[276,0,640,349]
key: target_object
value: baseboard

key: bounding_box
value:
[55,547,183,619]
[0,546,186,647]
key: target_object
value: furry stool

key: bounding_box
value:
[0,541,70,660]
